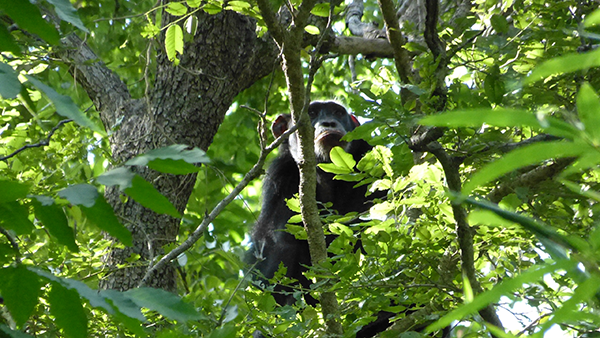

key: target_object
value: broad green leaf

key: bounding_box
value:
[49,284,87,338]
[226,0,251,11]
[124,175,181,218]
[305,25,320,35]
[166,2,188,16]
[584,8,600,27]
[0,202,35,235]
[490,14,509,34]
[187,0,202,7]
[202,2,222,14]
[165,24,184,63]
[58,184,132,246]
[25,76,104,134]
[329,146,356,170]
[576,83,600,142]
[30,268,113,314]
[96,167,135,190]
[0,24,21,55]
[125,288,201,322]
[525,48,600,84]
[318,163,353,175]
[0,265,40,327]
[483,65,504,104]
[311,3,330,17]
[32,198,78,252]
[82,197,133,246]
[463,141,585,195]
[125,144,209,173]
[420,108,579,139]
[426,260,573,332]
[0,0,60,44]
[0,180,30,203]
[100,290,146,321]
[46,0,89,32]
[58,184,99,208]
[0,62,21,99]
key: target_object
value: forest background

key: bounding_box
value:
[1,0,600,337]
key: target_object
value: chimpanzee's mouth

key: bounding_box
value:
[315,130,344,143]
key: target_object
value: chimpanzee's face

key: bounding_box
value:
[308,101,358,162]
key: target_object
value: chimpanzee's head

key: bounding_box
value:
[272,101,361,163]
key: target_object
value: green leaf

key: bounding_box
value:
[0,179,30,203]
[576,83,600,142]
[0,202,35,235]
[426,260,573,333]
[125,175,181,218]
[318,162,353,175]
[125,288,201,322]
[82,197,133,246]
[226,0,251,11]
[202,2,222,14]
[187,0,202,7]
[490,14,509,34]
[584,8,600,27]
[58,184,99,208]
[310,3,330,17]
[165,24,184,63]
[525,48,600,84]
[30,268,114,314]
[0,23,21,55]
[25,76,104,134]
[330,146,356,170]
[0,0,60,44]
[125,144,209,173]
[463,141,585,195]
[100,290,146,321]
[0,62,21,99]
[483,65,504,104]
[46,0,89,32]
[206,323,237,338]
[0,265,40,327]
[304,25,320,35]
[96,167,136,190]
[166,2,188,16]
[419,108,579,139]
[58,184,132,246]
[32,198,78,252]
[49,283,87,338]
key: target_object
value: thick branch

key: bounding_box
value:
[377,0,412,83]
[487,158,574,204]
[428,143,504,330]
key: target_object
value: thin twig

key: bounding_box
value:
[0,119,73,161]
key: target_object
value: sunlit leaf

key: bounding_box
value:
[165,24,184,63]
[463,141,585,195]
[304,25,320,35]
[525,48,600,84]
[166,2,187,16]
[420,108,579,139]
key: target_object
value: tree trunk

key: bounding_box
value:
[60,10,277,291]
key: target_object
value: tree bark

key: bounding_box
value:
[59,10,277,290]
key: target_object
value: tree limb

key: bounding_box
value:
[377,0,412,83]
[0,119,73,161]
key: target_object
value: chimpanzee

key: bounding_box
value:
[247,101,385,336]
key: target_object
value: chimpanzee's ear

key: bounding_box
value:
[272,114,291,138]
[350,114,361,127]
